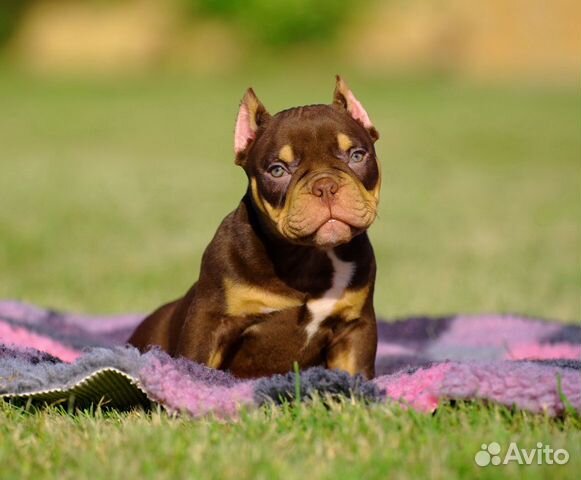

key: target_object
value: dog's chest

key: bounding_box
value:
[304,251,354,340]
[225,251,363,334]
[224,250,369,345]
[222,251,370,377]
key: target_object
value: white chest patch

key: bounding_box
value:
[305,251,355,342]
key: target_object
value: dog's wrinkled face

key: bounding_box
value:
[234,77,380,248]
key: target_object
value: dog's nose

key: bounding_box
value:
[311,177,339,199]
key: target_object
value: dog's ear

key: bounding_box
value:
[234,88,271,165]
[333,76,379,142]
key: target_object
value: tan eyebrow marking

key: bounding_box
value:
[278,144,294,164]
[337,133,353,151]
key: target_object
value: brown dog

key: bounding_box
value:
[129,77,381,379]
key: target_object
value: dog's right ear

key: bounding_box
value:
[234,88,270,166]
[333,76,379,142]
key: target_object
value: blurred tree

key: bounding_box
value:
[184,0,360,46]
[0,0,33,47]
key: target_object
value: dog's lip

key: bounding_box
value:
[316,217,351,235]
[285,216,366,247]
[308,215,357,236]
[312,217,354,247]
[324,217,367,236]
[320,216,350,229]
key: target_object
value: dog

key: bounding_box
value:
[129,76,381,379]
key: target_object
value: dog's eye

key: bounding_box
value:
[267,164,288,178]
[349,148,367,163]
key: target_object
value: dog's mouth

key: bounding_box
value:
[262,172,378,248]
[276,191,377,247]
[291,205,372,247]
[313,218,354,248]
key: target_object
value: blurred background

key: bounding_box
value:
[1,0,579,80]
[0,0,579,320]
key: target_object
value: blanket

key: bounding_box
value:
[1,300,579,417]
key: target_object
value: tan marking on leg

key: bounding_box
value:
[208,349,223,369]
[331,286,371,322]
[337,133,353,151]
[327,348,356,375]
[244,324,261,334]
[278,144,294,164]
[224,278,303,317]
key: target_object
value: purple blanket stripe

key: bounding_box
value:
[0,300,580,417]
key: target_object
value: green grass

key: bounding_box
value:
[0,70,579,478]
[1,401,579,479]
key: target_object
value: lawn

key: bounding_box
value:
[0,69,579,479]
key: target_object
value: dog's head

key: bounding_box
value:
[234,76,380,248]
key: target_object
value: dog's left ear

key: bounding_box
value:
[234,88,271,166]
[333,76,379,142]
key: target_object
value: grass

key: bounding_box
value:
[0,69,579,478]
[1,400,579,480]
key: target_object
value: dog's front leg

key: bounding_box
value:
[205,318,258,369]
[175,314,254,370]
[326,313,377,379]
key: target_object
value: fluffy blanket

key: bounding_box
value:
[0,300,579,417]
